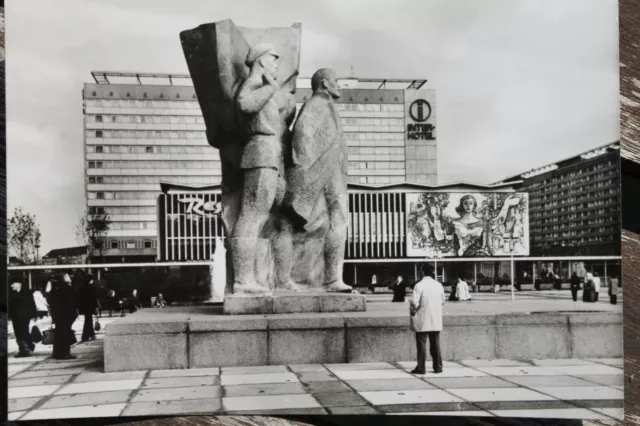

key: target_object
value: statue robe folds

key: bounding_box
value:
[180,20,301,292]
[284,92,349,288]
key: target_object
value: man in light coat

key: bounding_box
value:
[455,277,471,302]
[593,272,601,302]
[410,268,445,374]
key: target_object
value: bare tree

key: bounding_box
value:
[75,209,111,264]
[8,207,41,264]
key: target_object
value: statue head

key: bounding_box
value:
[245,43,279,75]
[311,68,340,99]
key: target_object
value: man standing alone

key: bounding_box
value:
[77,275,98,342]
[410,267,445,374]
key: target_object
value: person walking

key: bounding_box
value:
[410,268,445,375]
[49,274,79,360]
[570,272,581,302]
[392,275,407,302]
[77,275,98,342]
[9,282,37,357]
[33,283,49,320]
[129,289,141,313]
[593,273,601,302]
[609,276,619,305]
[369,274,377,294]
[455,277,471,302]
[583,273,596,303]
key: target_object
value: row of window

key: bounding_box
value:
[99,240,157,250]
[89,192,158,200]
[88,130,205,139]
[347,147,405,155]
[345,133,405,140]
[531,235,616,244]
[348,161,406,170]
[88,176,219,185]
[108,221,158,231]
[90,206,155,215]
[525,161,618,189]
[89,115,204,125]
[85,99,405,112]
[87,145,209,154]
[87,160,220,169]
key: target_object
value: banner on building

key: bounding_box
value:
[406,192,530,257]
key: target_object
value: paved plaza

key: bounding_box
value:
[7,292,624,421]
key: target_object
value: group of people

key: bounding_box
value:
[569,272,619,304]
[8,273,144,359]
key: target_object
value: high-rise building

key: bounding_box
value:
[83,71,437,261]
[495,142,621,256]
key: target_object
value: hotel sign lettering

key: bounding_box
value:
[407,99,435,140]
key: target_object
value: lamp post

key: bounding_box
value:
[35,244,40,265]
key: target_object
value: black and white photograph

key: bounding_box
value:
[6,0,623,421]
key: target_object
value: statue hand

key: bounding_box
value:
[263,71,279,88]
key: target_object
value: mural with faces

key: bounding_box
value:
[406,192,530,257]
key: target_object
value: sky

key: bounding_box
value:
[6,0,619,254]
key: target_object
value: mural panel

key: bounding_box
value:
[406,192,529,257]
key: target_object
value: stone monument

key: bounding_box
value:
[181,20,362,313]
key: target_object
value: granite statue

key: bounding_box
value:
[280,68,352,292]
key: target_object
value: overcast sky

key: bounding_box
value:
[6,0,619,254]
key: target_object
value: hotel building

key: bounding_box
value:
[83,71,436,262]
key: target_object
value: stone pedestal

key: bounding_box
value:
[223,291,366,315]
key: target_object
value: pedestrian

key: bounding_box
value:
[456,277,471,302]
[593,273,601,302]
[392,275,407,302]
[409,268,445,374]
[9,282,37,357]
[33,283,49,320]
[129,289,141,313]
[583,273,596,303]
[153,293,167,308]
[609,276,619,305]
[77,275,98,342]
[49,274,79,360]
[106,290,118,317]
[570,272,580,302]
[369,274,377,294]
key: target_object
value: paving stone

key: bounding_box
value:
[55,378,142,395]
[223,382,307,397]
[222,393,321,412]
[324,362,396,371]
[122,398,222,416]
[8,365,31,377]
[531,386,623,401]
[424,376,517,389]
[221,365,289,375]
[531,359,597,367]
[474,400,580,411]
[11,367,88,379]
[74,370,147,383]
[40,390,133,409]
[132,385,222,403]
[289,364,328,373]
[8,397,42,412]
[30,360,100,371]
[21,403,126,420]
[333,369,414,381]
[225,407,328,415]
[390,410,493,416]
[9,384,61,399]
[477,366,562,376]
[304,380,352,394]
[142,376,219,389]
[460,359,531,367]
[578,374,624,387]
[500,375,596,388]
[7,411,25,421]
[346,378,434,392]
[8,355,49,364]
[544,365,622,376]
[376,401,482,414]
[592,407,625,420]
[313,392,368,407]
[410,367,488,378]
[489,408,609,419]
[327,406,380,415]
[360,389,464,406]
[149,368,220,378]
[297,371,337,383]
[396,361,464,369]
[221,372,299,386]
[9,375,73,388]
[447,387,555,402]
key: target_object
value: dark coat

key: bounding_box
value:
[77,283,98,316]
[49,283,78,326]
[570,275,581,290]
[9,287,37,322]
[392,281,407,302]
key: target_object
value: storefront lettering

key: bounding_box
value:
[178,198,222,217]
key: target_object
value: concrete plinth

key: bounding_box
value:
[104,305,622,372]
[223,291,366,315]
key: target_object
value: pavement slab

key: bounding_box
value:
[132,385,222,403]
[424,376,517,389]
[499,375,597,388]
[447,387,555,402]
[460,359,532,367]
[346,378,435,392]
[40,390,133,409]
[148,368,220,378]
[9,375,74,388]
[220,372,299,386]
[142,376,219,389]
[360,389,464,406]
[54,378,143,395]
[312,392,369,407]
[8,397,43,412]
[289,364,328,373]
[223,382,307,397]
[327,405,381,414]
[21,403,127,420]
[296,371,337,383]
[489,408,610,419]
[122,399,222,416]
[222,393,322,412]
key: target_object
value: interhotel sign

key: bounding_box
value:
[407,99,435,141]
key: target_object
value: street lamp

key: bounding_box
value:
[35,244,40,265]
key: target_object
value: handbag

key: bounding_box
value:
[94,320,101,331]
[30,325,42,343]
[42,326,55,345]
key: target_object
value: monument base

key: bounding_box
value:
[223,291,365,315]
[103,305,622,372]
